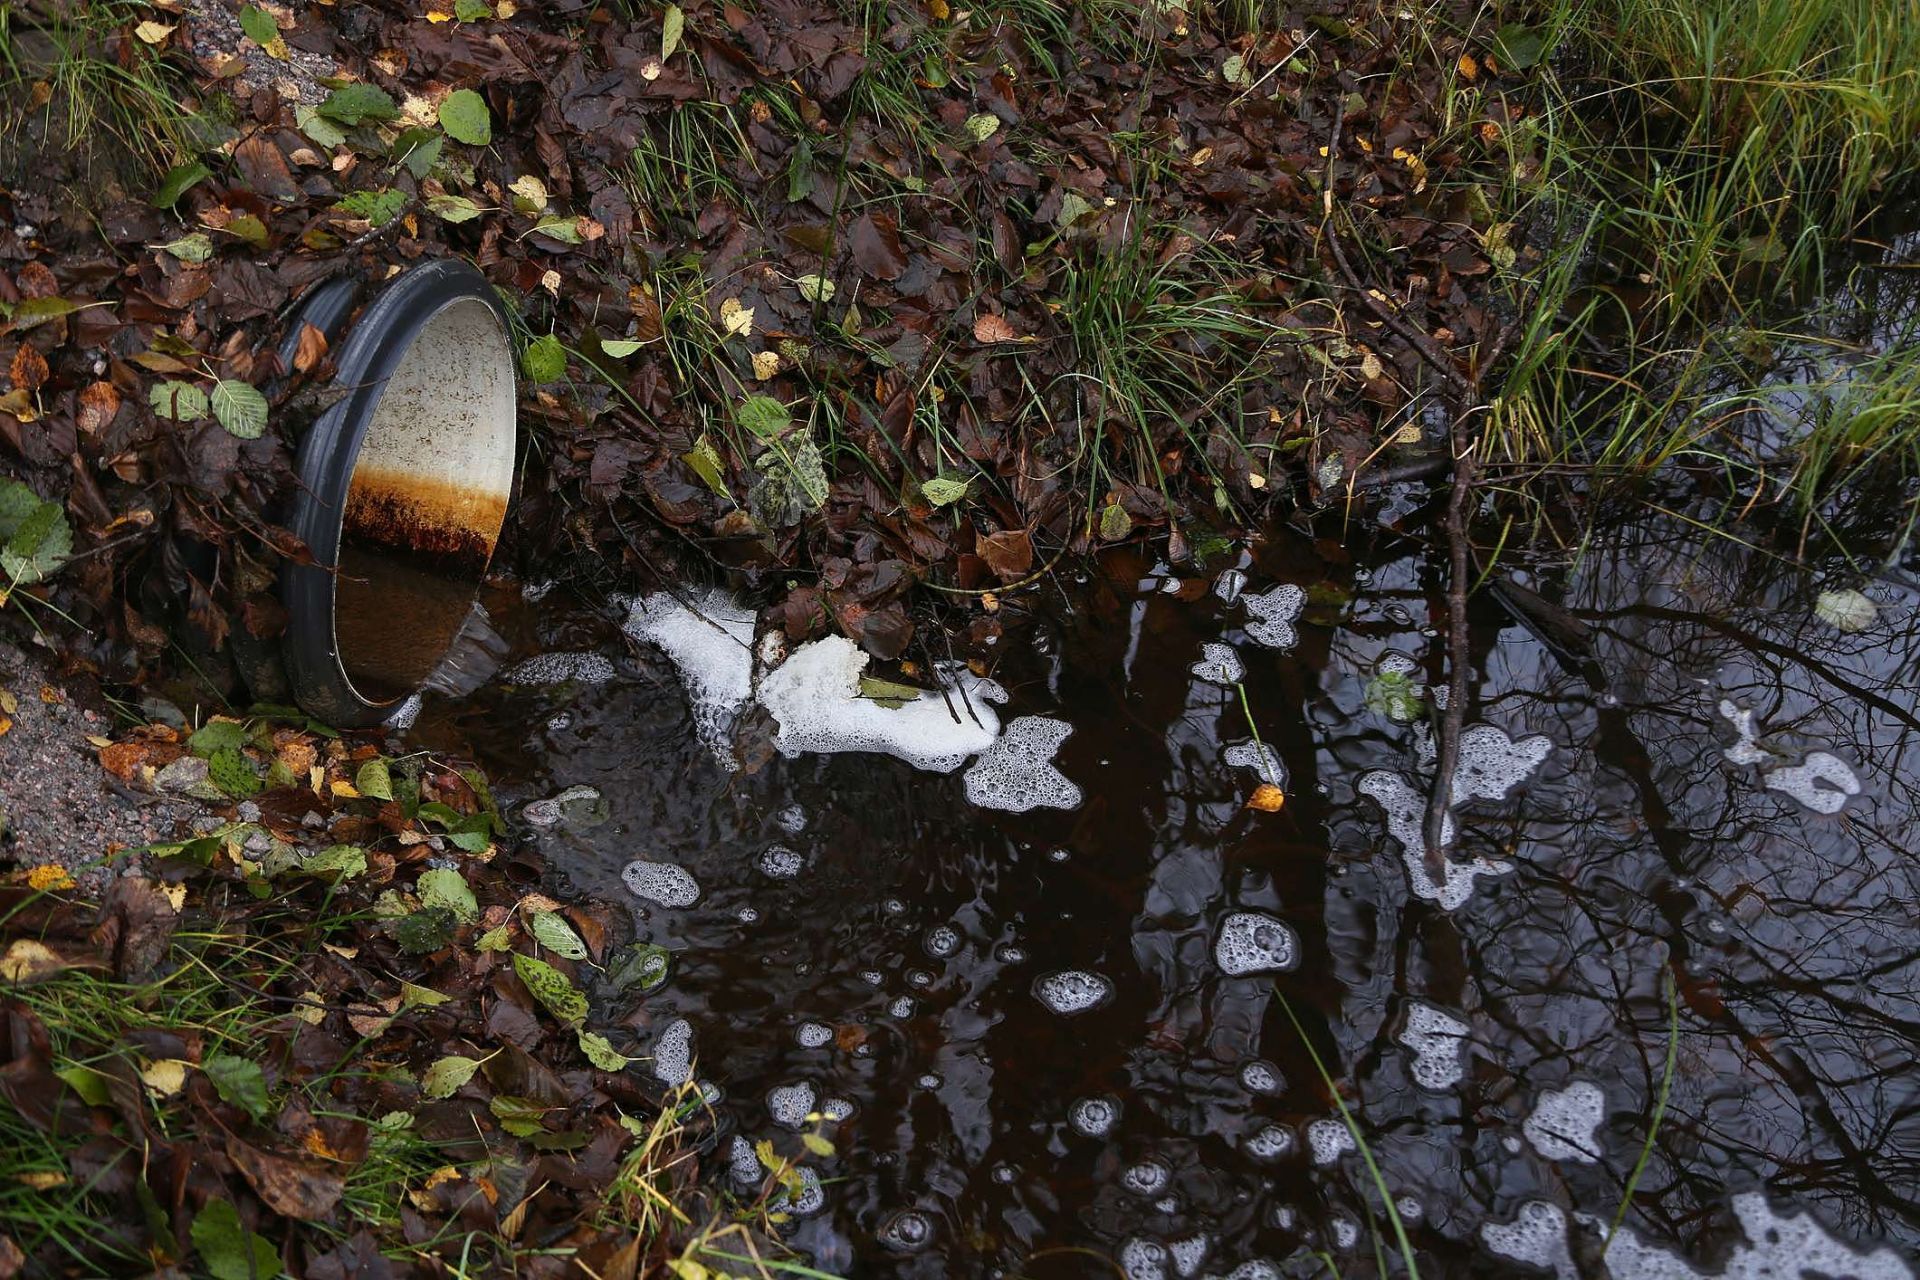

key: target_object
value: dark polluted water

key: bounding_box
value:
[417,509,1919,1278]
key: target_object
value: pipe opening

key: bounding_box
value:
[331,296,516,705]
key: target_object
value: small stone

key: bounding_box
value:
[155,756,210,795]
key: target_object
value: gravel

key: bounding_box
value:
[0,642,193,884]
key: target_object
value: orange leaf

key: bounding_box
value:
[9,344,48,393]
[973,313,1020,344]
[77,380,121,433]
[1247,784,1286,812]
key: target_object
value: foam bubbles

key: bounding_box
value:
[1034,970,1114,1015]
[1398,1004,1470,1091]
[963,716,1082,812]
[502,651,616,686]
[652,1018,693,1087]
[1238,1061,1283,1094]
[759,845,804,879]
[1330,1218,1359,1249]
[1121,1160,1171,1196]
[1523,1080,1606,1163]
[876,1209,934,1253]
[1190,643,1246,686]
[795,1021,833,1049]
[1213,911,1299,976]
[776,803,807,833]
[1170,1235,1210,1278]
[622,860,701,908]
[924,925,962,958]
[758,636,1005,771]
[1307,1118,1356,1165]
[726,1134,762,1189]
[621,590,756,769]
[1587,1192,1914,1279]
[1243,1124,1293,1162]
[1481,1201,1576,1278]
[1224,741,1286,788]
[1213,569,1247,604]
[1765,751,1861,814]
[1213,1263,1282,1280]
[1240,584,1306,649]
[1069,1095,1121,1137]
[821,1096,855,1121]
[772,1165,825,1216]
[888,996,915,1019]
[1121,1239,1169,1280]
[1359,770,1517,910]
[767,1080,816,1129]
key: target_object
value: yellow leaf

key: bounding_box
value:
[751,349,781,380]
[140,1058,192,1097]
[330,779,361,798]
[0,940,67,982]
[160,882,188,910]
[134,19,176,43]
[1457,52,1479,80]
[26,865,75,892]
[719,297,754,338]
[1247,784,1286,812]
[292,990,327,1025]
[14,1170,67,1190]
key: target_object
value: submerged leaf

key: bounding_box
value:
[1814,587,1876,633]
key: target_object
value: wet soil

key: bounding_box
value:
[405,505,1920,1277]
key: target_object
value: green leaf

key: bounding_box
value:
[490,1094,548,1135]
[417,867,479,923]
[207,746,263,799]
[963,112,1001,143]
[921,476,968,507]
[530,214,584,244]
[795,273,835,302]
[301,844,367,880]
[155,161,210,208]
[355,757,394,801]
[400,982,450,1009]
[238,5,278,45]
[606,942,671,992]
[295,105,347,149]
[0,481,39,542]
[425,191,485,223]
[1098,501,1133,542]
[335,188,408,227]
[204,1054,271,1121]
[391,127,444,179]
[438,89,492,146]
[735,394,790,439]
[528,910,588,960]
[474,924,512,952]
[454,0,492,19]
[801,1132,835,1158]
[191,1199,279,1280]
[55,1064,113,1106]
[682,433,728,496]
[600,337,646,358]
[577,1030,631,1071]
[188,719,248,757]
[513,952,588,1025]
[149,381,208,422]
[521,333,567,383]
[7,296,78,329]
[395,907,455,953]
[421,1054,482,1099]
[1489,22,1547,70]
[226,214,269,248]
[661,3,685,60]
[1,496,71,586]
[318,83,398,127]
[210,379,269,439]
[857,675,923,708]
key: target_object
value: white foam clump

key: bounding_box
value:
[1170,1235,1210,1277]
[1213,569,1248,604]
[1398,1004,1470,1091]
[503,651,616,685]
[1035,970,1114,1015]
[759,845,803,879]
[1483,1201,1578,1277]
[1240,585,1306,649]
[1224,741,1285,787]
[1523,1080,1606,1163]
[767,1080,816,1128]
[796,1021,833,1048]
[1069,1095,1121,1137]
[1718,700,1860,814]
[1213,912,1299,976]
[1206,1263,1281,1280]
[963,716,1082,812]
[726,1134,762,1189]
[652,1018,694,1086]
[1122,1160,1172,1196]
[1190,643,1246,686]
[1360,772,1516,910]
[622,860,701,908]
[1330,1219,1360,1249]
[622,590,757,768]
[1121,1240,1170,1280]
[1239,1061,1282,1094]
[1423,723,1553,802]
[759,634,1006,770]
[1243,1124,1293,1162]
[775,803,807,832]
[1307,1118,1356,1165]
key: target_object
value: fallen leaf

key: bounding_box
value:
[226,1137,345,1220]
[0,940,67,982]
[1247,784,1286,812]
[973,314,1019,344]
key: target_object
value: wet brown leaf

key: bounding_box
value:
[227,1136,347,1220]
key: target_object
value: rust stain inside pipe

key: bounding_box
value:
[343,465,508,568]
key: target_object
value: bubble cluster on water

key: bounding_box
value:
[917,1072,942,1089]
[1329,1218,1359,1249]
[906,968,933,988]
[773,1165,825,1216]
[1121,1239,1169,1280]
[1243,1124,1293,1162]
[759,845,804,879]
[1213,911,1299,976]
[620,590,756,769]
[1395,1197,1423,1223]
[760,637,1006,770]
[775,803,807,833]
[652,1019,693,1087]
[768,1080,816,1128]
[1482,1201,1577,1275]
[860,969,884,986]
[924,925,961,958]
[521,785,604,829]
[888,996,915,1018]
[737,906,759,923]
[1587,1192,1915,1279]
[876,1209,934,1253]
[1240,585,1306,649]
[1238,1061,1283,1094]
[1359,771,1518,910]
[1069,1095,1121,1137]
[1523,1080,1606,1163]
[821,1096,855,1121]
[1414,723,1554,803]
[1121,1160,1172,1196]
[963,716,1082,812]
[1213,569,1247,604]
[1223,741,1286,787]
[1190,643,1246,686]
[1169,1235,1210,1277]
[622,860,701,908]
[502,650,616,686]
[1034,970,1114,1015]
[1212,1262,1282,1280]
[796,1021,834,1049]
[1306,1118,1356,1165]
[726,1135,761,1189]
[995,944,1027,964]
[1398,1004,1470,1090]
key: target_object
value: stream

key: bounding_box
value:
[415,506,1919,1278]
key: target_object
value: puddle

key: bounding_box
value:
[416,509,1920,1276]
